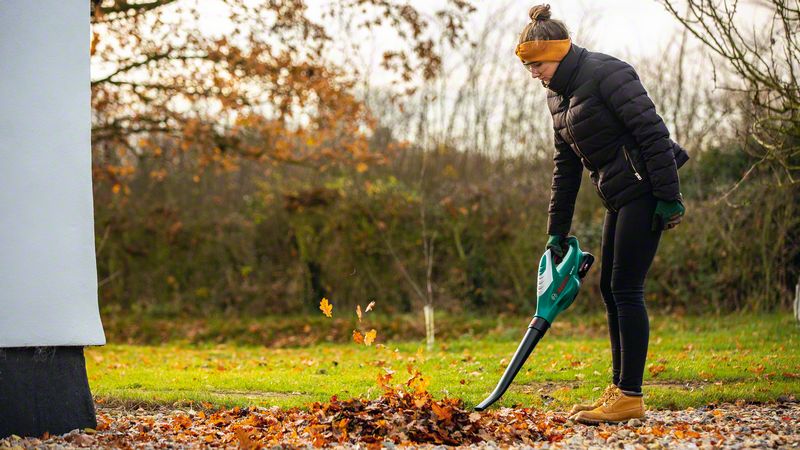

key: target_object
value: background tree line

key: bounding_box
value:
[90,0,800,320]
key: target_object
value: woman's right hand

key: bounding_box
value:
[546,234,566,259]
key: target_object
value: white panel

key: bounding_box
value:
[0,1,106,346]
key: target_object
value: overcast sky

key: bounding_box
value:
[461,0,685,58]
[299,0,776,88]
[185,0,775,83]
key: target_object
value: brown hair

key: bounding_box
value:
[518,4,570,44]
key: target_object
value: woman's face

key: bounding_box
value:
[525,61,559,85]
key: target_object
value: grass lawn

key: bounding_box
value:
[87,312,800,412]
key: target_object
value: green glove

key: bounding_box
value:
[546,234,566,259]
[652,196,685,231]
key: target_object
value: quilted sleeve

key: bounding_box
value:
[597,59,681,201]
[547,129,583,236]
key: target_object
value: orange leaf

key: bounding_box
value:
[234,427,257,450]
[319,297,333,318]
[431,402,453,421]
[356,305,362,322]
[407,371,429,394]
[352,330,364,344]
[364,329,377,346]
[377,371,393,390]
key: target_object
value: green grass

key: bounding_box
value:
[87,313,800,411]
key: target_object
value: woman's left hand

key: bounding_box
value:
[652,196,685,231]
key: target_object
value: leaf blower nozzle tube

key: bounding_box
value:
[474,236,594,411]
[474,316,550,411]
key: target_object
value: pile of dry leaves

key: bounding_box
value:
[81,367,568,448]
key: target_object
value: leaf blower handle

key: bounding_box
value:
[546,234,567,265]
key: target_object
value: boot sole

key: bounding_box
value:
[567,408,594,419]
[574,413,645,425]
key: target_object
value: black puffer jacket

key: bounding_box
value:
[544,43,689,236]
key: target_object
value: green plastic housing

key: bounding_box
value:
[534,236,587,323]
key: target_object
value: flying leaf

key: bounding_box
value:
[364,329,377,346]
[376,371,393,390]
[352,330,364,344]
[408,372,429,394]
[365,301,376,312]
[356,305,362,322]
[319,297,333,318]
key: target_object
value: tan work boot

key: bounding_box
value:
[567,384,620,418]
[574,389,645,425]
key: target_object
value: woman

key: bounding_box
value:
[516,5,689,424]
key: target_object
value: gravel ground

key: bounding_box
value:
[1,399,797,449]
[542,400,799,450]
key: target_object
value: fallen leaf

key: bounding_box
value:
[319,298,333,318]
[356,305,362,322]
[365,301,376,312]
[648,363,666,377]
[431,402,453,421]
[234,427,258,450]
[353,330,364,344]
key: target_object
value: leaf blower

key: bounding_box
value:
[475,236,594,411]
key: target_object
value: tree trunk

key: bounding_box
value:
[794,280,799,326]
[424,304,435,352]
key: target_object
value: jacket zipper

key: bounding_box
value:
[622,145,643,181]
[566,118,617,212]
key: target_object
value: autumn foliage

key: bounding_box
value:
[90,0,474,192]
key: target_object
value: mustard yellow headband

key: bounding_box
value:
[515,38,571,63]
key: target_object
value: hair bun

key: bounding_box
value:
[528,4,552,21]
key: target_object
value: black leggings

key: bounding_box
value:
[600,191,662,393]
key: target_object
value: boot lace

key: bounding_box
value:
[598,385,621,406]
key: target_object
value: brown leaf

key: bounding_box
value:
[431,402,453,421]
[648,363,666,377]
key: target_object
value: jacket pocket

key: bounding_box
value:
[622,144,643,181]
